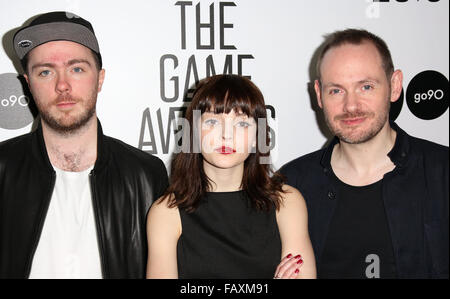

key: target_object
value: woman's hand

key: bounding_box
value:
[273,253,304,279]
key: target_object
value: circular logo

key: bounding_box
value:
[0,73,36,130]
[406,70,449,120]
[18,40,32,48]
[389,88,404,121]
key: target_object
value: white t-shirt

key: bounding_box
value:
[28,165,102,279]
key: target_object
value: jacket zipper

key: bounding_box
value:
[25,172,56,278]
[89,170,108,278]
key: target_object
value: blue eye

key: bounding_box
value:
[362,84,373,91]
[204,119,219,126]
[39,70,51,77]
[236,121,250,128]
[73,67,83,73]
[329,88,341,95]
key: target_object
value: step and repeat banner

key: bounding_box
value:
[0,0,448,169]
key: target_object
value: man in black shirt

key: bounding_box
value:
[280,29,448,279]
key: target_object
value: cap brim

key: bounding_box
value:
[13,22,100,60]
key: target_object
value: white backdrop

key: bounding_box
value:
[1,0,448,170]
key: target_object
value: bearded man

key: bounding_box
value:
[0,11,168,279]
[281,29,448,279]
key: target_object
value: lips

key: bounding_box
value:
[54,96,77,110]
[341,117,366,126]
[335,112,370,126]
[56,101,76,108]
[215,146,236,154]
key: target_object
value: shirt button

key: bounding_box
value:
[327,191,335,200]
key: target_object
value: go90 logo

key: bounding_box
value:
[389,70,448,121]
[406,70,448,120]
[2,94,29,107]
[0,73,36,130]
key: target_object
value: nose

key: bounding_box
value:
[55,72,71,94]
[343,91,360,113]
[222,120,233,141]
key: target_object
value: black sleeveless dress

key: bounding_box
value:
[177,191,282,279]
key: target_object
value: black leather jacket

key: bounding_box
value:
[0,120,168,278]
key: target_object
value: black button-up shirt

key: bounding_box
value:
[280,122,449,278]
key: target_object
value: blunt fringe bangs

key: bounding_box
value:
[162,74,285,213]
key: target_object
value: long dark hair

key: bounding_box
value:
[164,74,285,213]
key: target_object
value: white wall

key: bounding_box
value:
[1,0,448,169]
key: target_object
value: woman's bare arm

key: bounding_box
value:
[146,195,181,278]
[275,185,317,279]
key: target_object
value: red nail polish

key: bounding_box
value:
[287,254,292,258]
[294,255,301,259]
[295,269,299,274]
[297,259,303,264]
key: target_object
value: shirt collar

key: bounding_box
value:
[320,121,410,170]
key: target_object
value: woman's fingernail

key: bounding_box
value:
[294,255,301,259]
[297,259,303,264]
[287,254,292,258]
[295,269,299,274]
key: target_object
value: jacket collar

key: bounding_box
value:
[33,118,108,174]
[319,121,411,170]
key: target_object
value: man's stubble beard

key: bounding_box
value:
[38,89,98,136]
[323,99,391,145]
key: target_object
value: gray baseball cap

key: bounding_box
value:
[13,11,102,68]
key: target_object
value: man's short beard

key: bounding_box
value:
[40,105,96,135]
[324,101,391,145]
[333,116,386,144]
[38,91,98,136]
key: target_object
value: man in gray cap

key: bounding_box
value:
[0,11,168,279]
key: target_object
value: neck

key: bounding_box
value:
[203,161,244,192]
[332,121,397,174]
[42,115,98,172]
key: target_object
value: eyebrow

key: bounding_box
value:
[359,78,381,84]
[31,59,92,72]
[66,59,91,67]
[31,63,54,72]
[322,82,344,89]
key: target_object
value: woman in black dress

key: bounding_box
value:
[146,74,316,279]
